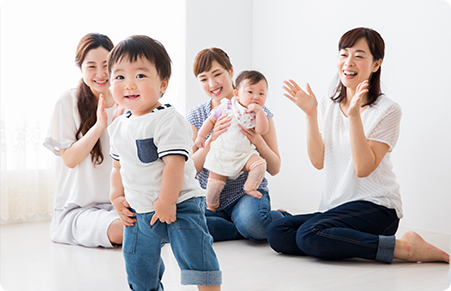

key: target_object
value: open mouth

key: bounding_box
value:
[211,87,222,96]
[94,79,108,84]
[125,95,139,100]
[343,70,357,76]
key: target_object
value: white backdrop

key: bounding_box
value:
[1,0,450,234]
[0,0,186,223]
[185,0,451,234]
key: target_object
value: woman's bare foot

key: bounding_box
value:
[394,231,449,263]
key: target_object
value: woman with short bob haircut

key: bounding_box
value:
[187,47,290,242]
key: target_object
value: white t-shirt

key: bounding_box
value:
[43,89,114,209]
[108,104,204,214]
[318,95,403,218]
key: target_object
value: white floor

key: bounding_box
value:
[1,215,450,291]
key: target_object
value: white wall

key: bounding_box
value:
[252,0,451,234]
[185,0,451,234]
[3,0,449,233]
[1,0,187,112]
[185,0,254,112]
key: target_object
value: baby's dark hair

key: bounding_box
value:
[107,35,171,82]
[235,70,268,90]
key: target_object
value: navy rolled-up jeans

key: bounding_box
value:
[266,200,399,263]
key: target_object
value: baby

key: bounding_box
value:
[195,70,269,212]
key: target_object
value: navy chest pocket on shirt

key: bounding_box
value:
[136,138,158,163]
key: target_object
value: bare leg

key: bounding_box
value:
[206,172,227,212]
[242,154,266,198]
[198,285,221,291]
[107,219,123,245]
[394,231,449,263]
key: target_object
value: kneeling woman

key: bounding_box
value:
[266,27,449,264]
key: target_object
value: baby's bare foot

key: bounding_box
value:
[245,190,262,199]
[206,205,218,213]
[394,231,449,263]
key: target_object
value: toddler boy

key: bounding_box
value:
[108,35,221,291]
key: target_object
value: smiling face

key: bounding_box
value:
[234,79,267,108]
[80,47,110,97]
[196,60,234,105]
[111,57,168,116]
[337,37,382,93]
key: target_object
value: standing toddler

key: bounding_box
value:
[108,35,221,291]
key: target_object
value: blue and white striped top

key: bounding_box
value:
[186,100,273,211]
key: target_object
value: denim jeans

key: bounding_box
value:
[206,189,288,241]
[123,197,221,291]
[266,200,399,263]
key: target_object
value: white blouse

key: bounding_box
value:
[318,95,403,218]
[44,89,114,209]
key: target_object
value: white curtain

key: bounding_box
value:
[1,1,186,224]
[0,119,55,223]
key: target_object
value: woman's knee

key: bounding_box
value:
[295,221,326,257]
[234,211,267,240]
[108,219,124,245]
[232,193,272,240]
[266,218,307,255]
[266,219,286,251]
[296,221,341,259]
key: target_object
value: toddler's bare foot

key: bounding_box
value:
[394,231,449,263]
[245,189,263,199]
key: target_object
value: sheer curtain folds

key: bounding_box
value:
[1,0,186,224]
[0,120,54,222]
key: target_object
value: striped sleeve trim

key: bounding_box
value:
[109,153,120,161]
[158,149,189,161]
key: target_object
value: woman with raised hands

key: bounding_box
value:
[266,27,449,264]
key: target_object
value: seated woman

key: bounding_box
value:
[44,33,125,248]
[266,27,449,264]
[187,47,290,241]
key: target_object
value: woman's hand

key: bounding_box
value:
[347,80,369,117]
[112,102,125,121]
[111,196,136,227]
[283,80,318,116]
[211,114,231,142]
[96,94,108,131]
[238,124,264,147]
[283,80,324,170]
[59,94,109,168]
[191,114,231,175]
